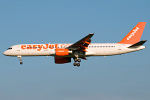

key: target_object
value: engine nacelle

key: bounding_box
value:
[55,57,71,64]
[55,49,72,56]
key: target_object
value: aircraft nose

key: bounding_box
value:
[3,51,8,55]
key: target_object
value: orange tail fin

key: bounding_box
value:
[118,22,146,44]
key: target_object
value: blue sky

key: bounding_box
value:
[0,0,150,100]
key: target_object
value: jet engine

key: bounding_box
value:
[55,57,71,64]
[55,49,72,56]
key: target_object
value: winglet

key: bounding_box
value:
[118,22,146,44]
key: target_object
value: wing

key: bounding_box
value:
[67,33,95,51]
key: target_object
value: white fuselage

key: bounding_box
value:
[3,22,147,66]
[3,43,145,57]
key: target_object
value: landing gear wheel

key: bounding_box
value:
[20,62,23,65]
[74,58,78,62]
[73,63,77,66]
[77,59,81,62]
[73,55,81,67]
[77,63,80,67]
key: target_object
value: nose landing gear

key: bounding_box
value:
[17,56,23,65]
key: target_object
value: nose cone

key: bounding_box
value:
[3,51,8,55]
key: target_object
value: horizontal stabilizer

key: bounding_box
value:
[128,40,147,48]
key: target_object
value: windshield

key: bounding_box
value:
[7,48,12,50]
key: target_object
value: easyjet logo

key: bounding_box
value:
[21,44,70,51]
[127,27,139,40]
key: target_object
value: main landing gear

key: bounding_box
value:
[17,56,23,65]
[73,55,81,67]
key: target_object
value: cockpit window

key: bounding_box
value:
[7,48,12,50]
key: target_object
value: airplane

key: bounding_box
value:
[3,22,147,67]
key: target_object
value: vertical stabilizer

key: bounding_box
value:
[118,22,146,44]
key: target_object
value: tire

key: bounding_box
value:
[20,62,23,65]
[77,63,80,67]
[73,63,77,66]
[74,58,78,62]
[77,59,81,62]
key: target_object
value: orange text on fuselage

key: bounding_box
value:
[21,44,70,51]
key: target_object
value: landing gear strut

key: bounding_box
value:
[73,55,81,67]
[17,56,23,65]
